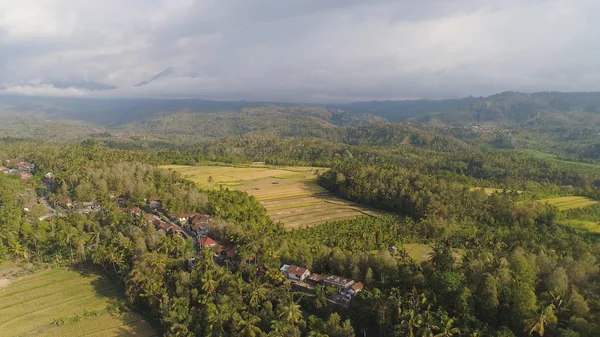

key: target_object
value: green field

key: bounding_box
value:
[0,266,157,337]
[162,163,381,229]
[521,149,600,173]
[559,219,600,233]
[540,196,599,210]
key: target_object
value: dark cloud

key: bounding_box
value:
[0,0,599,102]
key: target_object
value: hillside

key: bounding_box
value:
[117,106,381,140]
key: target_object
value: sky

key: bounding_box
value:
[1,0,599,102]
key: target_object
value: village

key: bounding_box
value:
[2,157,365,307]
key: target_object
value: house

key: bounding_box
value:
[55,195,73,208]
[323,275,355,289]
[198,236,222,253]
[306,273,325,286]
[15,161,34,171]
[143,212,157,223]
[287,265,311,281]
[172,227,188,239]
[0,166,8,174]
[19,172,31,181]
[175,213,199,224]
[222,247,238,259]
[349,282,364,294]
[190,213,211,227]
[198,236,218,249]
[280,264,291,274]
[193,223,209,237]
[148,196,162,210]
[120,207,142,216]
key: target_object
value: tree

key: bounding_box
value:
[434,317,460,337]
[524,304,557,336]
[234,313,263,337]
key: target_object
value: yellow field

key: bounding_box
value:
[0,266,157,337]
[540,196,599,210]
[161,163,381,229]
[469,187,521,196]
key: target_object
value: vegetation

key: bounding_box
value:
[164,163,380,228]
[0,266,157,336]
[1,92,600,336]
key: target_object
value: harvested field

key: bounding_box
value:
[0,266,157,337]
[162,163,381,229]
[469,187,521,196]
[540,196,599,210]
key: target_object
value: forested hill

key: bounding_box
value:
[6,91,600,127]
[331,91,600,124]
[117,106,383,139]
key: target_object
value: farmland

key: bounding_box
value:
[0,266,157,337]
[162,163,381,229]
[540,196,599,210]
[559,219,600,233]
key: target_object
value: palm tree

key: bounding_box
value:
[434,317,460,337]
[202,272,219,295]
[73,228,89,261]
[524,304,556,336]
[235,314,263,337]
[277,299,303,326]
[249,278,269,310]
[388,289,404,324]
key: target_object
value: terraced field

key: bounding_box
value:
[0,266,157,337]
[540,196,599,210]
[559,219,600,233]
[162,163,381,229]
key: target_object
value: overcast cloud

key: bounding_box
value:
[0,0,599,102]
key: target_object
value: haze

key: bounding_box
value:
[1,0,598,102]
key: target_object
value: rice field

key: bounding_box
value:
[161,163,381,229]
[540,196,599,210]
[559,219,600,233]
[0,266,157,337]
[469,187,522,196]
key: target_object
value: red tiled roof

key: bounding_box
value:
[224,248,238,257]
[288,265,309,277]
[308,273,324,282]
[198,236,218,247]
[120,207,141,214]
[351,282,364,292]
[176,212,198,219]
[191,214,211,224]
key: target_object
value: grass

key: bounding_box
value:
[540,196,599,210]
[161,163,382,229]
[0,266,157,337]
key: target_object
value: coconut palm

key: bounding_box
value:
[434,317,460,337]
[524,304,556,336]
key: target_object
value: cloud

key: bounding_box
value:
[0,0,599,102]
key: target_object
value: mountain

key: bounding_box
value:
[331,91,600,125]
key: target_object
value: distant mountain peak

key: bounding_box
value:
[135,68,174,87]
